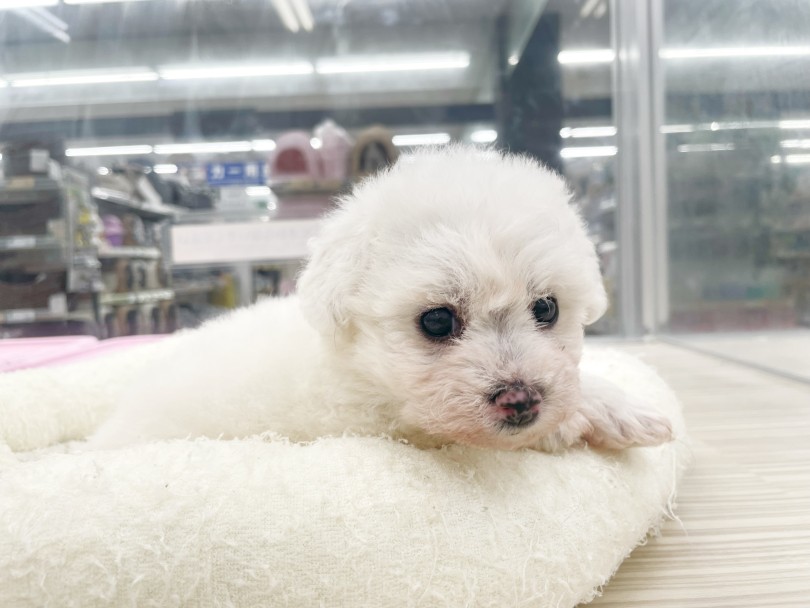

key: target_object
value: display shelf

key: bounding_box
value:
[91,187,185,221]
[0,178,61,204]
[0,308,92,324]
[173,279,221,297]
[0,235,62,251]
[100,289,175,306]
[96,246,162,260]
[269,179,349,197]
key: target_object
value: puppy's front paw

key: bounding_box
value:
[584,405,673,450]
[579,372,674,450]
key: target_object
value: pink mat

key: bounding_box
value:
[0,335,168,373]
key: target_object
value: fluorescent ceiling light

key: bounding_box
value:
[779,120,810,130]
[154,141,253,155]
[159,62,313,80]
[470,129,497,144]
[579,0,601,18]
[0,0,57,8]
[271,0,299,32]
[251,139,276,151]
[660,124,695,134]
[560,146,617,159]
[10,68,157,88]
[316,52,469,74]
[64,0,152,4]
[784,154,810,164]
[289,0,313,31]
[661,46,810,60]
[153,164,178,174]
[392,133,451,147]
[557,49,615,65]
[66,145,153,157]
[246,186,272,196]
[560,126,617,139]
[780,139,810,149]
[677,143,735,153]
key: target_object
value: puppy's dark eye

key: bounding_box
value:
[419,307,460,339]
[533,297,558,327]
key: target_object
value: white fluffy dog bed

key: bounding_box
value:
[0,347,688,607]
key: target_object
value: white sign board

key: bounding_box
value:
[171,219,323,265]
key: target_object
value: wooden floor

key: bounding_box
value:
[587,340,810,607]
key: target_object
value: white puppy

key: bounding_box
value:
[89,146,672,451]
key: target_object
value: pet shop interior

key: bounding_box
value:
[1,0,809,606]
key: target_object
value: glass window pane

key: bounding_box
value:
[662,0,810,335]
[1,1,617,338]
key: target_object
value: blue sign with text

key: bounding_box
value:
[206,162,266,186]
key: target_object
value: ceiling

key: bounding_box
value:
[1,0,809,140]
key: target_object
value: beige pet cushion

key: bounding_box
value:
[0,348,689,607]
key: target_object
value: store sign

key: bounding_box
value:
[206,162,266,186]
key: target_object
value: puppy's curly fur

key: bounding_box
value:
[89,147,672,451]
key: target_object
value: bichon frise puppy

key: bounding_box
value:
[88,146,672,451]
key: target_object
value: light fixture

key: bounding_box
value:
[470,129,497,144]
[779,120,810,130]
[10,68,158,88]
[772,154,810,164]
[153,141,253,155]
[66,145,153,157]
[560,146,617,159]
[310,137,322,149]
[153,164,178,174]
[661,46,810,60]
[271,0,299,32]
[780,139,810,149]
[97,167,109,175]
[9,6,69,43]
[316,52,470,74]
[246,186,272,196]
[0,0,57,9]
[557,49,615,65]
[508,54,519,66]
[660,124,695,134]
[392,133,451,147]
[289,0,313,31]
[676,143,736,153]
[159,62,313,80]
[579,0,601,18]
[560,126,617,139]
[64,0,152,4]
[251,139,277,151]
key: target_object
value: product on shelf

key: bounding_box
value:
[0,270,66,310]
[350,125,399,180]
[314,119,353,182]
[101,215,125,247]
[1,140,65,178]
[269,131,321,183]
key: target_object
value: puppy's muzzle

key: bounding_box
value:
[491,384,542,429]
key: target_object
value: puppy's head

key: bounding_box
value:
[298,146,607,449]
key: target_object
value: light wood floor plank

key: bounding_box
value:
[586,341,810,607]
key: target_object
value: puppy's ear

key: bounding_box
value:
[580,246,609,325]
[583,277,609,325]
[296,202,369,336]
